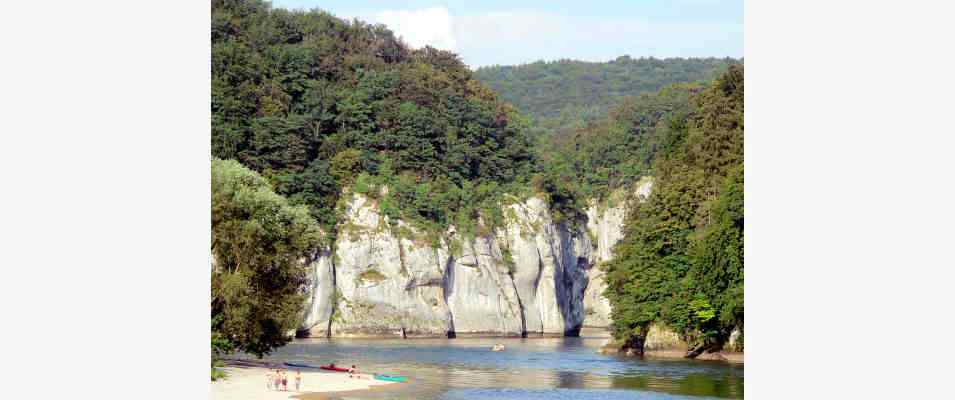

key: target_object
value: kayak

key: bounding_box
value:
[373,374,407,383]
[284,362,319,369]
[319,365,349,372]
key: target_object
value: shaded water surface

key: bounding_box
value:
[239,334,742,399]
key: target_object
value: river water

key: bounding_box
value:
[239,332,743,399]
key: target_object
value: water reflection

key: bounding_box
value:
[610,373,743,399]
[439,388,726,400]
[240,335,742,399]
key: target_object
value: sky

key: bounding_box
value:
[271,0,742,69]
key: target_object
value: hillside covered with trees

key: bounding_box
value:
[473,57,738,136]
[518,64,744,355]
[210,0,743,363]
[602,65,743,355]
[211,0,542,361]
[212,0,536,241]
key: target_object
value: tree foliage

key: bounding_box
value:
[603,65,744,352]
[212,0,535,237]
[211,158,322,357]
[474,56,738,137]
[535,83,702,207]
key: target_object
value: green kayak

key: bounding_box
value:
[373,373,407,383]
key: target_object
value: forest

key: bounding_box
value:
[600,66,743,355]
[211,0,742,361]
[212,0,535,242]
[474,57,738,137]
[527,64,744,354]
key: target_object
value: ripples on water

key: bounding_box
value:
[240,335,743,399]
[440,388,726,400]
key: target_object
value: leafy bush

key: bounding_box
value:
[211,158,323,357]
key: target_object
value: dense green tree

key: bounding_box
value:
[688,165,744,342]
[602,66,744,356]
[211,158,323,358]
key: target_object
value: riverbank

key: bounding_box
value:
[598,346,744,363]
[598,340,744,364]
[211,359,396,400]
[644,350,744,363]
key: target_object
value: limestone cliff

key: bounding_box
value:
[583,177,653,327]
[299,179,652,337]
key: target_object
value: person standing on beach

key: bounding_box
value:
[295,371,301,391]
[281,370,288,391]
[274,370,281,391]
[266,370,272,390]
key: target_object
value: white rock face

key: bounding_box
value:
[445,235,523,335]
[501,197,592,335]
[582,177,654,328]
[326,194,450,337]
[300,249,335,337]
[501,200,546,334]
[727,327,743,351]
[299,179,652,337]
[644,322,689,351]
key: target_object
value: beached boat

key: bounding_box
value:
[319,365,350,372]
[373,373,407,383]
[283,362,320,369]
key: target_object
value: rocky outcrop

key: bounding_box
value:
[727,327,743,352]
[582,177,653,327]
[298,179,653,338]
[299,249,336,337]
[502,197,592,335]
[445,234,523,335]
[598,322,744,363]
[644,323,690,352]
[319,194,450,337]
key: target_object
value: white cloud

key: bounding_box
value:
[454,11,563,47]
[352,7,741,69]
[368,7,456,51]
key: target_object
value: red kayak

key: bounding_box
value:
[319,365,349,372]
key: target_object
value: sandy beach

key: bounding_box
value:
[211,360,397,400]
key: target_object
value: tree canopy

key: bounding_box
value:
[212,0,535,238]
[474,56,738,137]
[211,158,322,357]
[603,65,744,354]
[535,83,703,207]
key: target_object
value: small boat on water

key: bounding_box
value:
[319,365,349,372]
[373,373,407,383]
[284,362,320,369]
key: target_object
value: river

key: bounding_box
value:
[237,332,743,399]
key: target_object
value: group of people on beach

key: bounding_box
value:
[263,363,369,393]
[266,369,301,392]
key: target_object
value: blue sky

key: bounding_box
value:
[271,0,742,68]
